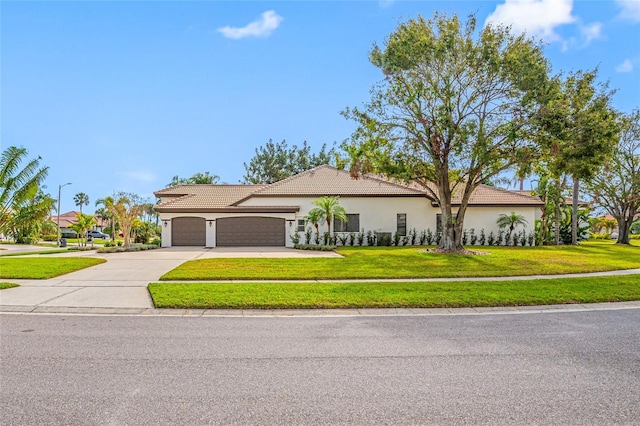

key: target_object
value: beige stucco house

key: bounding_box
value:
[154,165,543,247]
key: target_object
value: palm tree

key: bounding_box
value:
[308,196,348,233]
[70,213,96,246]
[496,212,528,245]
[0,146,49,235]
[304,209,323,243]
[8,189,56,243]
[74,192,89,214]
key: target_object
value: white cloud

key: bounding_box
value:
[485,0,576,42]
[616,0,640,22]
[616,59,634,72]
[580,22,603,44]
[379,0,395,8]
[217,10,283,39]
[118,170,157,183]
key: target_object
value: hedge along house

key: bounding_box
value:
[154,165,544,248]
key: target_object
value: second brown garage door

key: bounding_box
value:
[217,217,285,247]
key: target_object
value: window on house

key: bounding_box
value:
[297,219,305,232]
[397,213,407,236]
[335,214,360,233]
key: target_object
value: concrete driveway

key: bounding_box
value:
[0,247,340,313]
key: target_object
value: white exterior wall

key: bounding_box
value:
[241,196,539,245]
[239,196,440,235]
[456,206,537,244]
[158,196,540,247]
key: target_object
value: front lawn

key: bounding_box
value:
[0,257,107,279]
[0,249,75,257]
[0,282,19,290]
[160,241,640,281]
[148,274,640,309]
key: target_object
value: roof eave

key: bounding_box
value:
[155,206,300,214]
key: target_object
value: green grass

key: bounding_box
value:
[160,241,640,281]
[0,257,107,279]
[0,282,19,290]
[148,274,640,309]
[0,249,74,257]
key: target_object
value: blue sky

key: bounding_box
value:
[2,0,639,214]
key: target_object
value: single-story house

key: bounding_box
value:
[49,211,109,238]
[154,165,544,248]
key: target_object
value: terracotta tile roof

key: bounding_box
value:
[154,185,266,211]
[249,165,425,197]
[154,165,544,212]
[49,211,109,228]
[460,185,544,206]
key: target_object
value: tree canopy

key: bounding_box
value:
[74,192,90,214]
[534,69,618,244]
[167,171,220,187]
[243,140,335,184]
[0,146,50,239]
[101,192,144,248]
[342,12,550,252]
[586,110,640,244]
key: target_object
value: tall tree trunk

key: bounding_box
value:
[571,177,579,245]
[437,179,463,251]
[554,195,561,245]
[616,215,633,245]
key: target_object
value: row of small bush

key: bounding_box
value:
[97,244,160,253]
[66,246,96,252]
[103,240,124,247]
[293,244,337,251]
[589,232,612,239]
[291,228,536,247]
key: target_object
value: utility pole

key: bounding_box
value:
[57,182,72,246]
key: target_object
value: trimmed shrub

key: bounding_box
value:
[469,229,477,246]
[290,232,300,245]
[419,230,426,245]
[366,230,376,246]
[294,244,336,251]
[426,229,434,245]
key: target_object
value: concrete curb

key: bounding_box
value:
[2,300,639,317]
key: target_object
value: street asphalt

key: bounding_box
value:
[1,245,639,316]
[1,310,639,424]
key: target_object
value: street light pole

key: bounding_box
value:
[57,182,72,246]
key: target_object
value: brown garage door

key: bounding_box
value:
[217,217,285,247]
[172,217,206,246]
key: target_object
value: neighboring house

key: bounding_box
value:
[154,165,543,248]
[49,211,108,237]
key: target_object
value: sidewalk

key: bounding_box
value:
[1,247,639,317]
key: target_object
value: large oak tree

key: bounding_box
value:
[586,110,640,245]
[342,13,550,252]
